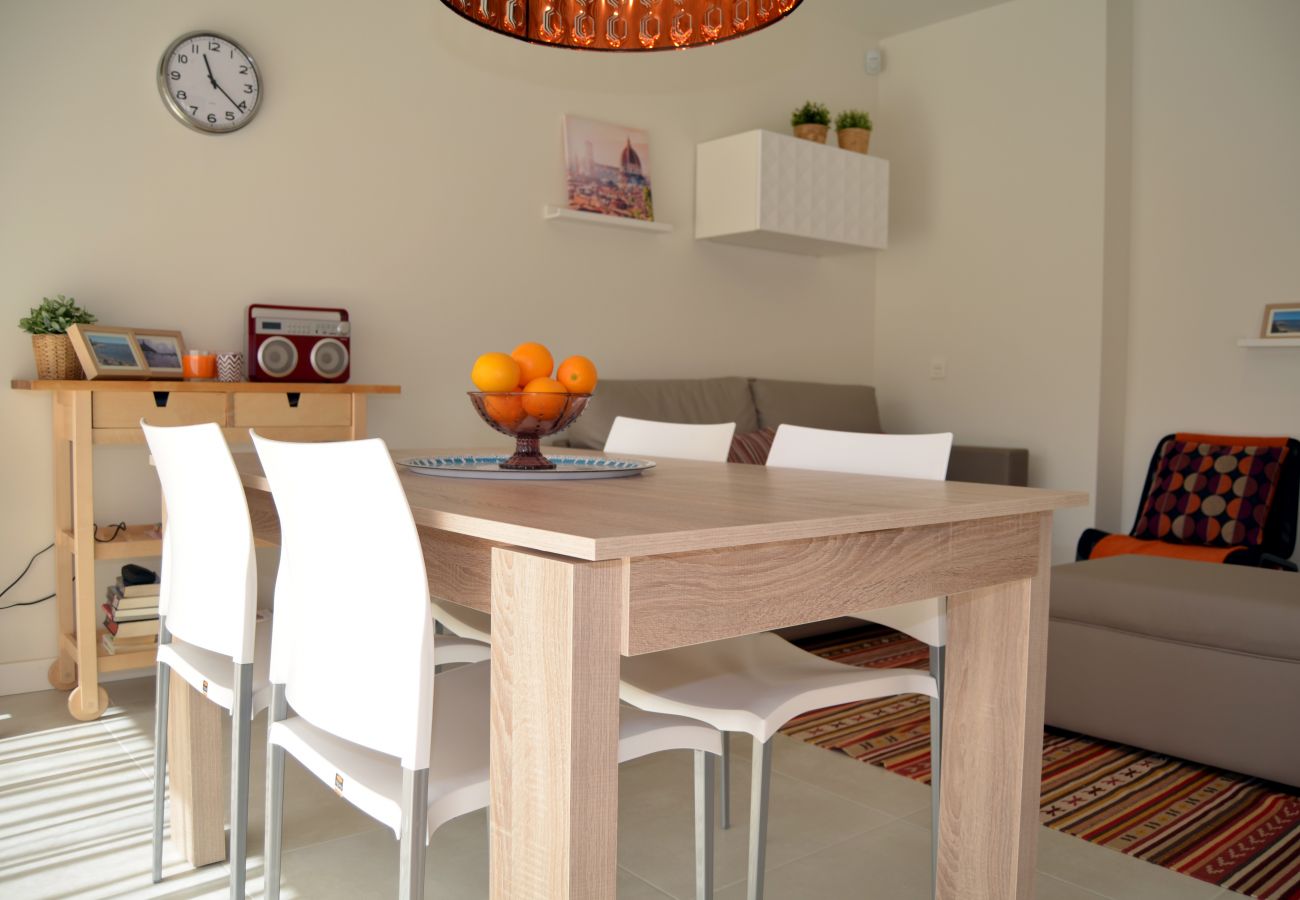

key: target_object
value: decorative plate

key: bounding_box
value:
[398,454,655,480]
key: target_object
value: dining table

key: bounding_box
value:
[165,448,1085,900]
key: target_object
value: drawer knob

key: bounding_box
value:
[152,392,170,408]
[286,392,301,409]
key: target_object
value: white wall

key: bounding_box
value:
[0,0,882,678]
[1120,0,1300,528]
[873,0,1110,562]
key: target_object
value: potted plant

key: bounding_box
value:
[790,100,831,143]
[19,295,96,380]
[834,109,873,154]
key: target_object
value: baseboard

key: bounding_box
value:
[0,656,151,697]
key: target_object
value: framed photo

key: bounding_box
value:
[563,115,654,221]
[132,329,186,378]
[67,324,149,380]
[1260,303,1300,339]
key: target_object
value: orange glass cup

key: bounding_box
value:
[182,351,217,380]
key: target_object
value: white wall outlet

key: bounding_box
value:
[929,357,947,379]
[865,49,883,76]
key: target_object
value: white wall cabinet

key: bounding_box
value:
[695,129,889,256]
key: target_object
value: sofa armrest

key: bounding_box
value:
[948,445,1028,486]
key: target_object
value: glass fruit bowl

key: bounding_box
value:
[468,391,592,470]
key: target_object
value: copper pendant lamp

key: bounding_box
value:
[440,0,804,51]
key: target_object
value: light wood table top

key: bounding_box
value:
[234,448,1086,561]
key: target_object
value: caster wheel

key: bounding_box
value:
[48,660,76,691]
[68,685,110,721]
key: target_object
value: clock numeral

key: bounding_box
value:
[177,53,188,63]
[226,111,236,121]
[169,70,180,80]
[189,106,199,115]
[176,90,187,100]
[244,84,255,94]
[239,65,249,75]
[237,101,248,112]
[207,113,217,124]
[208,40,221,51]
[191,43,198,53]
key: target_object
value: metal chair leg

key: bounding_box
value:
[747,737,773,900]
[264,685,287,900]
[399,767,430,900]
[929,643,946,900]
[694,750,715,900]
[229,662,254,900]
[151,657,171,884]
[720,732,732,830]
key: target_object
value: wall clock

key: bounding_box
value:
[157,31,262,134]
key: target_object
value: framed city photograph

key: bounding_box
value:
[562,115,654,221]
[67,324,149,380]
[132,328,186,378]
[1260,303,1300,339]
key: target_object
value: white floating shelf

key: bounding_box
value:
[543,205,673,233]
[1238,338,1300,348]
[695,129,889,256]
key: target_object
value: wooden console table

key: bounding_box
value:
[11,379,400,721]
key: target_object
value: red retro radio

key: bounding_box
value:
[247,305,350,383]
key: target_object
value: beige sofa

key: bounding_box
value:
[1046,555,1300,786]
[554,376,1029,486]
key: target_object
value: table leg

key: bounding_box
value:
[48,393,76,691]
[167,670,227,867]
[68,392,107,720]
[488,548,622,900]
[936,513,1051,900]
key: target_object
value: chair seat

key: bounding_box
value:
[620,632,937,743]
[851,595,946,647]
[272,661,721,840]
[433,633,491,666]
[158,617,274,714]
[431,598,492,645]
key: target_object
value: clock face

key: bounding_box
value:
[158,32,261,134]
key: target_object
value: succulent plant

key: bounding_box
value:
[835,109,873,131]
[18,295,97,334]
[790,101,831,127]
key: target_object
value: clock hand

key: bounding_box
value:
[203,54,247,113]
[202,53,219,89]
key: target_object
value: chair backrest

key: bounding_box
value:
[767,425,954,647]
[767,425,953,481]
[252,432,434,770]
[604,416,736,462]
[141,421,258,664]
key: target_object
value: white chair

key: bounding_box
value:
[766,424,954,895]
[252,433,724,900]
[619,423,954,900]
[142,421,268,900]
[605,415,737,462]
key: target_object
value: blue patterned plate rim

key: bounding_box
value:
[397,455,656,480]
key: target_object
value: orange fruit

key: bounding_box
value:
[471,352,521,392]
[521,377,567,420]
[483,393,525,428]
[556,355,598,393]
[511,342,554,387]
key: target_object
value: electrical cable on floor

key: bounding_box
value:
[0,543,56,611]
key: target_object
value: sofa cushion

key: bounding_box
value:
[565,377,758,450]
[751,379,883,433]
[1050,555,1300,662]
[728,427,777,465]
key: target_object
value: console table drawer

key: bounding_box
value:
[232,393,352,427]
[92,392,227,428]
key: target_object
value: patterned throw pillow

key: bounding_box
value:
[728,427,777,465]
[1133,437,1290,547]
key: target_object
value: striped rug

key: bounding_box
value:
[780,624,1300,899]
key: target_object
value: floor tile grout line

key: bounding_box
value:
[1038,870,1117,900]
[618,864,679,900]
[97,717,157,783]
[767,761,932,821]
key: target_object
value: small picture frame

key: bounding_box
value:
[1260,303,1300,339]
[67,324,149,380]
[132,329,187,379]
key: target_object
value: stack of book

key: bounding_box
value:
[102,568,161,655]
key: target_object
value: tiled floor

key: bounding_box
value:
[0,676,1247,899]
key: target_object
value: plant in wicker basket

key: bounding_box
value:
[19,295,97,380]
[790,100,831,143]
